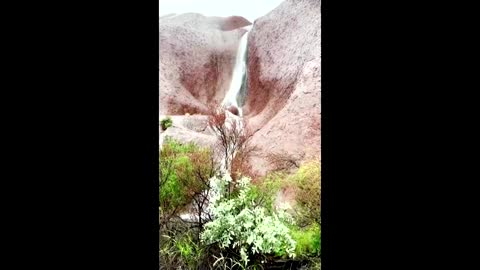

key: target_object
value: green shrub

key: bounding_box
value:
[159,138,215,227]
[159,139,195,210]
[161,116,173,130]
[255,160,320,221]
[254,171,290,214]
[201,175,297,267]
[290,223,321,257]
[253,160,321,260]
[290,160,321,225]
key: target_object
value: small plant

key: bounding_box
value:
[161,116,173,130]
[160,229,206,270]
[174,233,205,269]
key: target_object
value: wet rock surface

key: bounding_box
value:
[244,0,321,175]
[160,13,251,115]
[159,1,321,176]
[160,115,216,149]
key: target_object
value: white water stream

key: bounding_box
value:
[221,28,250,117]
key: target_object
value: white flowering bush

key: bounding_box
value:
[201,175,296,266]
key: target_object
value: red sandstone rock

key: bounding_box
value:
[244,0,321,175]
[160,13,251,115]
[211,16,252,31]
[227,106,239,116]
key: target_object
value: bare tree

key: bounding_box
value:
[207,108,260,194]
[230,127,260,183]
[207,108,244,170]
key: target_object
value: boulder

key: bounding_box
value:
[244,0,321,175]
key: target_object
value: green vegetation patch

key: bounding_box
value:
[161,116,173,130]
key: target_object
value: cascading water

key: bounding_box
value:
[221,27,250,117]
[180,27,251,222]
[218,27,250,174]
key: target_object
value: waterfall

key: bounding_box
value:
[222,28,250,117]
[179,27,251,223]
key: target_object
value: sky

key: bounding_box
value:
[159,0,285,23]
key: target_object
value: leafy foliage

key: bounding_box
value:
[161,116,173,130]
[160,138,217,228]
[160,229,206,270]
[253,171,292,215]
[159,126,321,268]
[201,175,297,267]
[250,160,321,262]
[290,159,321,225]
[175,232,205,268]
[290,223,321,257]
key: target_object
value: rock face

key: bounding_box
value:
[160,14,252,115]
[244,0,321,175]
[160,115,217,154]
[227,106,239,116]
